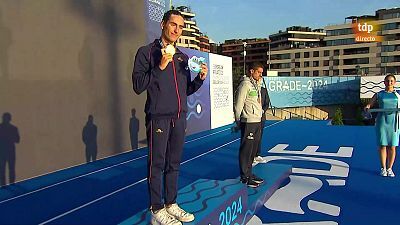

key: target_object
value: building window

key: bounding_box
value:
[304,71,310,77]
[313,51,319,57]
[333,70,339,76]
[343,69,357,75]
[382,13,400,20]
[324,50,330,56]
[281,53,291,59]
[343,57,369,65]
[304,52,310,58]
[326,28,353,36]
[381,56,400,63]
[295,52,301,58]
[295,62,300,68]
[271,53,291,60]
[382,45,398,52]
[334,50,340,56]
[271,64,280,69]
[327,38,355,46]
[313,61,319,67]
[278,72,290,76]
[343,47,369,55]
[323,70,329,76]
[333,59,339,66]
[304,61,309,67]
[323,60,329,66]
[295,71,300,76]
[382,22,398,30]
[313,71,319,76]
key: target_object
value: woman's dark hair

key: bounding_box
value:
[384,74,396,81]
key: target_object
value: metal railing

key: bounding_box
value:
[268,106,326,120]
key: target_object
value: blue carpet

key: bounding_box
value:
[0,120,399,224]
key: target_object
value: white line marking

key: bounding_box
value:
[38,178,148,225]
[38,139,239,225]
[303,146,319,153]
[0,128,231,204]
[0,156,147,204]
[326,179,346,186]
[185,127,231,144]
[308,200,341,216]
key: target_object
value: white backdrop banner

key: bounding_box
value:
[209,53,234,129]
[360,75,400,98]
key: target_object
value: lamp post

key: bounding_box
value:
[243,42,247,76]
[268,41,271,71]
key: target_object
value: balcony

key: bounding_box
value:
[381,28,400,35]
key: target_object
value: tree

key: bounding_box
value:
[232,67,244,92]
[332,107,344,125]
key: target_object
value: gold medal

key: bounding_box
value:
[165,44,176,56]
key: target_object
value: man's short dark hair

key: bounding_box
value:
[162,10,183,23]
[248,62,264,72]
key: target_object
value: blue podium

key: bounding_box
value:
[120,163,291,225]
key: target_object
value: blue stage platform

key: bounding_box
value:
[121,163,291,225]
[0,120,399,225]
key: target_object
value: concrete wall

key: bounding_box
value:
[0,0,148,182]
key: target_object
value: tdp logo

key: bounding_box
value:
[352,20,382,42]
[358,22,374,33]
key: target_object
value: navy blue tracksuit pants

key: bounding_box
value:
[146,117,186,211]
[239,122,261,180]
[256,119,265,156]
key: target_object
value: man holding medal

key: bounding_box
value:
[234,62,265,188]
[132,9,208,225]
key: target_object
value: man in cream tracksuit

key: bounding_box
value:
[234,62,264,188]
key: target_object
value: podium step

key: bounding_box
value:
[242,163,292,224]
[119,163,291,225]
[179,179,248,225]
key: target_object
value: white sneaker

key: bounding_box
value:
[387,168,395,177]
[166,204,195,222]
[151,208,182,225]
[254,156,266,163]
[380,168,388,177]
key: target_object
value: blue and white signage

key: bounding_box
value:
[264,76,361,108]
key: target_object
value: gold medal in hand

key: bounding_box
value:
[165,44,176,56]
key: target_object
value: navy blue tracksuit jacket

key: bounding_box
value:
[133,39,204,121]
[132,39,203,211]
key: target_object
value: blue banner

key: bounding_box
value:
[264,76,360,108]
[179,47,211,135]
[144,0,170,42]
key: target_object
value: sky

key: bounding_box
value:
[171,0,400,43]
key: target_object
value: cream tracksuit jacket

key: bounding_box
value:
[234,76,263,123]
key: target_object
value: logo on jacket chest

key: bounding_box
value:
[249,90,258,97]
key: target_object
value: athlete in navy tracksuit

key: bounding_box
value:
[132,10,208,224]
